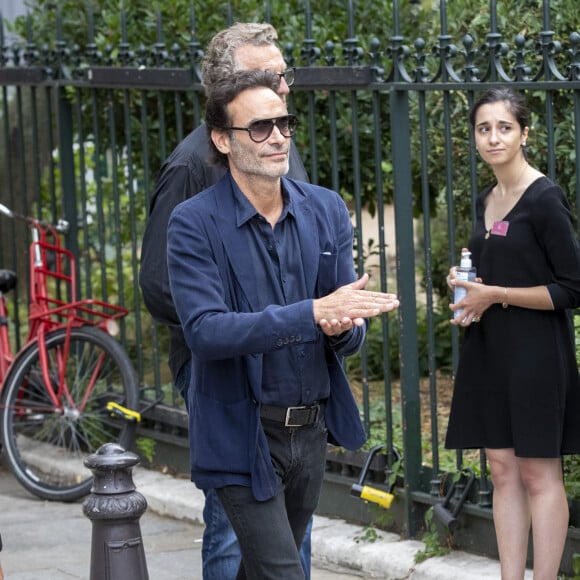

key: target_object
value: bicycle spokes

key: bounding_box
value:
[1,326,137,501]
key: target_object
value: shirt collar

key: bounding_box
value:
[229,173,293,227]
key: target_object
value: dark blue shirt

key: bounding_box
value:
[232,178,330,407]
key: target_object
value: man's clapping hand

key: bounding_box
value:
[314,273,399,336]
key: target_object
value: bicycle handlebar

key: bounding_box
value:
[0,202,69,234]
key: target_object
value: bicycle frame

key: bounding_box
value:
[0,280,14,381]
[0,205,129,413]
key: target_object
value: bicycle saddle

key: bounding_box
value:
[0,269,16,293]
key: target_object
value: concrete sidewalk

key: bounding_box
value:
[0,464,355,580]
[133,467,528,579]
[0,462,532,579]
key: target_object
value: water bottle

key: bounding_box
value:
[453,249,476,319]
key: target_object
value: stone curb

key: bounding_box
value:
[132,466,534,579]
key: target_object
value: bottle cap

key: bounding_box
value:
[460,250,472,268]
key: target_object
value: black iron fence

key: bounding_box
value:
[1,0,579,569]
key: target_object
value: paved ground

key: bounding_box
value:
[0,459,534,579]
[0,463,360,579]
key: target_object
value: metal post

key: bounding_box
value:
[83,442,149,580]
[390,88,422,538]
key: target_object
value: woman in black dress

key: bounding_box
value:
[445,87,580,580]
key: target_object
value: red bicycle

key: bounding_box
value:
[0,203,140,501]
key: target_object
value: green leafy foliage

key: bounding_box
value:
[347,302,452,381]
[353,524,381,544]
[358,396,402,453]
[135,435,156,463]
[12,0,578,211]
[10,1,580,298]
[573,553,580,578]
[414,506,451,563]
[575,314,580,368]
[564,454,580,501]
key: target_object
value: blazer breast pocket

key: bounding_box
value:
[316,251,338,297]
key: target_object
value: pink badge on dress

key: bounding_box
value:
[491,220,509,236]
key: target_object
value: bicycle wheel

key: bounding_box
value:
[0,325,138,501]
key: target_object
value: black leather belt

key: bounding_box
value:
[260,402,324,427]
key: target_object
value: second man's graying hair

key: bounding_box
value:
[206,70,281,167]
[201,23,279,92]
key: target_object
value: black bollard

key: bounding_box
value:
[83,442,149,580]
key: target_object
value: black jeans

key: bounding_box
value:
[216,414,328,580]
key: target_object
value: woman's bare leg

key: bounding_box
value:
[487,448,531,580]
[518,456,568,580]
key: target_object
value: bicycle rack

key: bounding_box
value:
[350,444,401,509]
[433,468,476,530]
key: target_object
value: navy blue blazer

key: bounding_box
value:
[167,173,367,501]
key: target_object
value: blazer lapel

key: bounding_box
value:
[288,180,319,297]
[212,177,260,312]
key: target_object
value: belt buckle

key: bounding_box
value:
[285,405,308,427]
[284,404,319,427]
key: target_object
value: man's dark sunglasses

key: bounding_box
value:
[226,114,299,143]
[277,67,295,87]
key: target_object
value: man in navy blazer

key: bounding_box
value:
[140,23,311,578]
[167,69,399,579]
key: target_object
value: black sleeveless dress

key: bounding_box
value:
[445,177,580,457]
